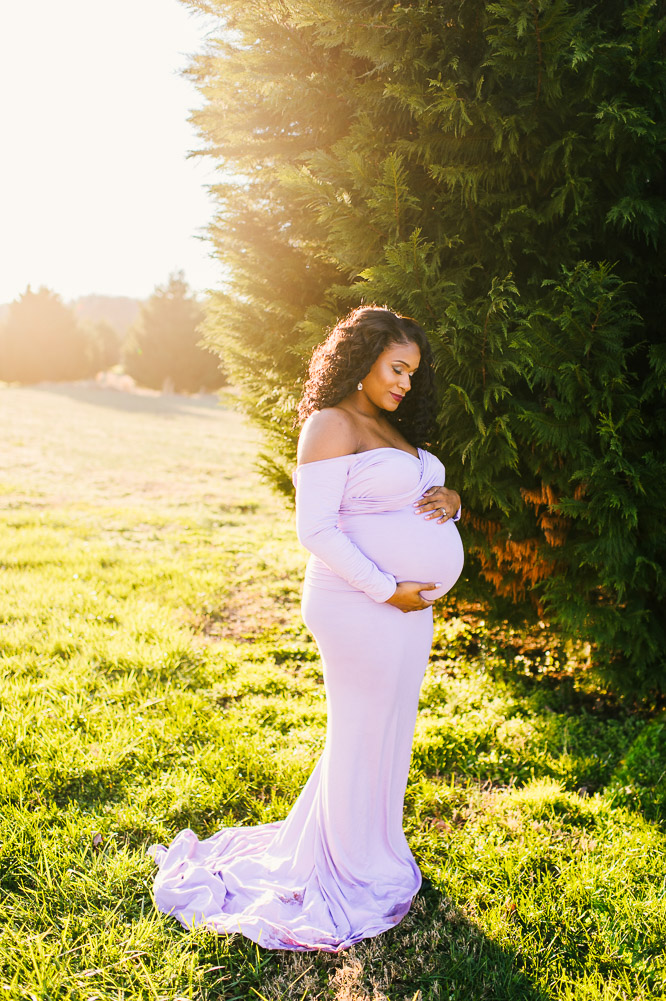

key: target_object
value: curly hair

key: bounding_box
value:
[297,306,437,447]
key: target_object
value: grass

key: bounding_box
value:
[1,382,665,1001]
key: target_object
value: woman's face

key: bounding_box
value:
[362,340,421,412]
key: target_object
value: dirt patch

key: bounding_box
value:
[186,588,298,641]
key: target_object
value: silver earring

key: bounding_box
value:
[357,382,363,391]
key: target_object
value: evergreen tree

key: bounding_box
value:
[0,286,97,383]
[185,0,666,694]
[83,318,122,371]
[124,272,223,392]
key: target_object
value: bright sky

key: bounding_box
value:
[0,1,221,304]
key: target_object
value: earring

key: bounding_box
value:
[357,382,363,391]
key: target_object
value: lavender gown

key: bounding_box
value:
[149,447,464,951]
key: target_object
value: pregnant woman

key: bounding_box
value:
[149,306,464,951]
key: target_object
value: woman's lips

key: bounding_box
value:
[390,392,404,403]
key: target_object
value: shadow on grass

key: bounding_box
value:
[33,382,223,417]
[479,661,666,826]
[423,613,665,820]
[167,884,551,1001]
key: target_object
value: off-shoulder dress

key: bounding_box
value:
[148,447,463,951]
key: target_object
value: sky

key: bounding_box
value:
[0,1,222,304]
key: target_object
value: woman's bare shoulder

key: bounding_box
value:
[297,408,359,464]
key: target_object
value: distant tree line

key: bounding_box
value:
[0,273,224,392]
[187,0,666,696]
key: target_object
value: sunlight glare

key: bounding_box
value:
[0,0,220,303]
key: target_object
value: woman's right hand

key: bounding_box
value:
[385,581,441,613]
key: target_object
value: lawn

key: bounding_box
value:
[1,383,664,1000]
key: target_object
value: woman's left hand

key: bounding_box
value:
[414,485,461,523]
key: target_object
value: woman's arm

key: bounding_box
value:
[296,463,439,611]
[295,457,397,602]
[296,408,396,601]
[296,411,439,610]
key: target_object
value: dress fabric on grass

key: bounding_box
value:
[148,448,464,951]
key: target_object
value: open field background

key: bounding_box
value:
[1,384,665,1001]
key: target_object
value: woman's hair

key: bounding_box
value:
[297,305,437,446]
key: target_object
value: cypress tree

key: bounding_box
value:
[124,272,223,392]
[185,0,666,694]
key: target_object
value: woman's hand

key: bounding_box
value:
[413,485,461,523]
[385,581,440,613]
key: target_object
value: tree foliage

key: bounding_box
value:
[185,0,666,694]
[0,286,100,383]
[124,272,223,392]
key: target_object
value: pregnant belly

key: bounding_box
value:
[341,509,464,601]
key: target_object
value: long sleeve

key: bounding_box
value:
[295,458,397,603]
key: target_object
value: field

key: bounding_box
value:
[1,383,665,1001]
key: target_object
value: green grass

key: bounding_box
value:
[1,383,665,1000]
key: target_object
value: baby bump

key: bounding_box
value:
[341,509,464,601]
